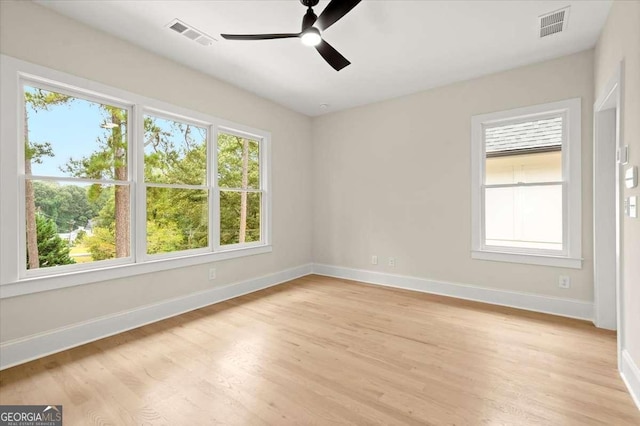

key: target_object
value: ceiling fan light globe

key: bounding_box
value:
[301,29,322,46]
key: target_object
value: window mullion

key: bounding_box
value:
[211,124,220,252]
[144,182,208,190]
[134,104,147,263]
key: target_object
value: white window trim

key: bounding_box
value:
[470,98,582,269]
[0,54,272,298]
[138,108,213,263]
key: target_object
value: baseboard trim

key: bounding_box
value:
[0,262,598,371]
[0,263,313,370]
[312,264,593,321]
[621,349,640,411]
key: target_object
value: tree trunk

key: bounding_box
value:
[25,104,39,269]
[239,138,249,243]
[112,112,130,258]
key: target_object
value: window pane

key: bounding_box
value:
[26,180,130,269]
[485,151,562,185]
[144,115,207,185]
[485,184,562,251]
[24,86,128,180]
[146,187,208,254]
[485,117,562,184]
[218,133,260,189]
[219,191,261,245]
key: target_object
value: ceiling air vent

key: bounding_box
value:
[167,19,216,46]
[539,6,570,38]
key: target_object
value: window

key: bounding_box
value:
[0,55,271,297]
[143,113,209,256]
[471,99,582,268]
[23,85,132,274]
[217,131,262,247]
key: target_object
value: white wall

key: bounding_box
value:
[594,0,640,367]
[0,1,313,342]
[312,50,594,301]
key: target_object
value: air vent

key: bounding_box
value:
[167,19,216,46]
[539,6,570,38]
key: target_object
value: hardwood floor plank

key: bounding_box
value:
[1,275,638,425]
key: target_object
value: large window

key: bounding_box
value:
[0,56,271,296]
[471,99,582,268]
[23,85,132,272]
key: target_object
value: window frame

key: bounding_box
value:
[139,108,213,261]
[215,126,266,252]
[20,79,136,279]
[470,98,582,269]
[0,55,272,298]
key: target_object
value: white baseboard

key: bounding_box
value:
[312,264,593,321]
[621,349,640,411]
[0,263,313,370]
[0,262,598,371]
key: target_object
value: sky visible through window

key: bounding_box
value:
[26,87,108,178]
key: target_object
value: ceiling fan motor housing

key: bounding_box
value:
[300,0,320,7]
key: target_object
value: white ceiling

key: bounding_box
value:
[36,0,611,116]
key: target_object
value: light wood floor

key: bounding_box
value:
[1,275,638,425]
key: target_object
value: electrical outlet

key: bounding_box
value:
[371,255,378,265]
[388,257,396,267]
[558,275,570,289]
[209,268,216,280]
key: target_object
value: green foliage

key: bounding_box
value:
[27,214,75,268]
[82,187,118,261]
[84,227,115,261]
[146,186,208,252]
[25,89,71,111]
[75,229,87,243]
[144,118,207,185]
[217,133,260,189]
[25,142,53,164]
[33,181,105,231]
[146,221,185,254]
[218,134,261,245]
[219,190,261,245]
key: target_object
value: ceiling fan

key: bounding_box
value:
[220,0,361,71]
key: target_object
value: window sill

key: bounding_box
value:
[471,250,582,269]
[0,245,273,299]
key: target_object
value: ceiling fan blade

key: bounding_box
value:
[315,0,361,31]
[315,39,350,71]
[221,33,300,41]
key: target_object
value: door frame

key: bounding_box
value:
[593,62,623,367]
